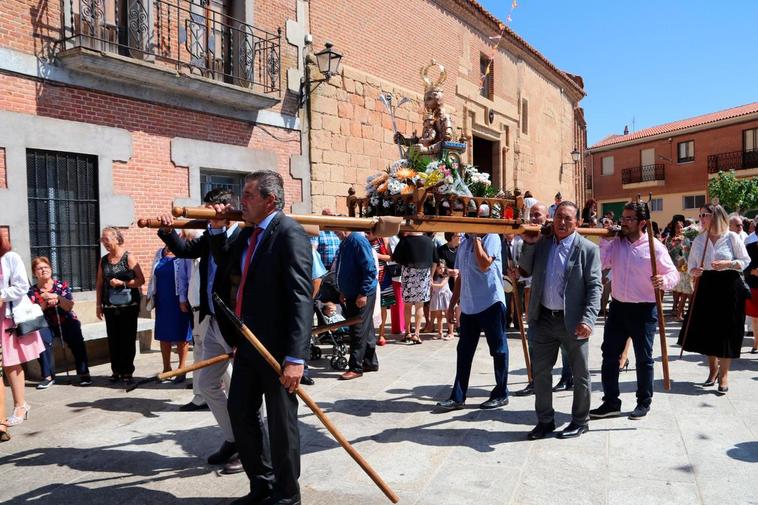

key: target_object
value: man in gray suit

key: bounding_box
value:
[518,201,602,440]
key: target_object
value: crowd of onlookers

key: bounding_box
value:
[3,189,758,444]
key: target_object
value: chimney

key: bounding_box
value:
[623,125,629,135]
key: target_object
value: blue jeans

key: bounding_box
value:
[601,300,656,408]
[450,302,509,403]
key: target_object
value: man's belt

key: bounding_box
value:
[541,305,564,317]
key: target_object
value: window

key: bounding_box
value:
[200,170,245,207]
[683,194,706,210]
[650,198,663,212]
[745,128,758,152]
[27,149,100,292]
[601,156,614,176]
[678,140,695,163]
[479,55,494,100]
[521,98,529,135]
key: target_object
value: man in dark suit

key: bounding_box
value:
[210,170,312,505]
[518,201,602,440]
[157,189,245,474]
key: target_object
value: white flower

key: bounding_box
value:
[387,179,404,195]
[383,200,391,208]
[445,175,454,184]
[370,196,379,206]
[389,159,408,175]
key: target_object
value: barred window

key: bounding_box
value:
[200,170,245,207]
[27,149,100,292]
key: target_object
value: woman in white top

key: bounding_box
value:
[678,204,750,394]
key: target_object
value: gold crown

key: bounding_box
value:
[420,59,447,92]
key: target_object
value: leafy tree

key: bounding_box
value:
[708,171,758,213]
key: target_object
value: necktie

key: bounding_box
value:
[235,227,263,317]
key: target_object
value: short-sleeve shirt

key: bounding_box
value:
[28,279,78,323]
[455,234,505,315]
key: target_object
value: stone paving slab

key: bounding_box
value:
[1,298,757,505]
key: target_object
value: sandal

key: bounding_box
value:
[442,334,454,341]
[402,333,412,343]
[410,335,423,345]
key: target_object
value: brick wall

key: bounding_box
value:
[591,118,758,201]
[0,72,301,280]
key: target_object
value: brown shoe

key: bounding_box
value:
[339,370,363,381]
[221,456,244,474]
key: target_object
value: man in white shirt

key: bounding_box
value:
[729,214,748,242]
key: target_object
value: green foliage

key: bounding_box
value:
[406,147,434,173]
[707,171,758,213]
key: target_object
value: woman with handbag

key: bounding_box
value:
[678,204,750,395]
[29,256,91,387]
[0,233,45,426]
[96,227,145,385]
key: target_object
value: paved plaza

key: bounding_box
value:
[1,301,757,505]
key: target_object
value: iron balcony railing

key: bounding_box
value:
[621,163,665,185]
[62,0,281,94]
[707,149,758,173]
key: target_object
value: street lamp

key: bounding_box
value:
[299,41,343,108]
[559,147,581,182]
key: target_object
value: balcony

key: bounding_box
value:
[707,150,758,174]
[621,164,665,188]
[58,0,281,110]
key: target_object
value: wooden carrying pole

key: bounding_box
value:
[510,271,532,383]
[212,294,399,504]
[679,220,712,357]
[165,206,615,238]
[642,195,670,391]
[126,353,233,392]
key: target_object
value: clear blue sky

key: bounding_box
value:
[478,0,758,146]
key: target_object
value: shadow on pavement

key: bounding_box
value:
[67,396,177,418]
[726,441,758,463]
[5,483,228,505]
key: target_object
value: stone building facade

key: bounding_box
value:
[307,0,588,213]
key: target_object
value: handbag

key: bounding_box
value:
[726,234,751,300]
[107,287,133,306]
[8,296,48,336]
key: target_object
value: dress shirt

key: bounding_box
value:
[541,232,576,310]
[687,231,750,273]
[600,235,679,303]
[205,222,238,316]
[210,212,303,365]
[455,234,505,315]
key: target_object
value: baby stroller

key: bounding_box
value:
[311,271,350,370]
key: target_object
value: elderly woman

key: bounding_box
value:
[392,232,438,344]
[29,256,91,388]
[96,227,145,385]
[146,241,193,381]
[678,204,750,394]
[0,233,45,426]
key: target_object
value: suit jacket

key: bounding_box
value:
[518,232,602,333]
[157,226,241,322]
[210,212,313,365]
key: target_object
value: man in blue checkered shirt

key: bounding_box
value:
[311,209,341,270]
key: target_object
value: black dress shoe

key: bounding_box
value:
[479,397,509,409]
[435,399,464,411]
[260,495,301,505]
[179,401,209,412]
[208,440,237,465]
[230,486,273,505]
[557,422,588,439]
[552,378,573,392]
[527,421,556,440]
[221,456,244,474]
[514,382,535,397]
[300,375,315,386]
[363,364,379,372]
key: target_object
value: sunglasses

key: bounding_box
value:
[699,213,712,218]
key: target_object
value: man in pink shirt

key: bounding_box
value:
[590,202,679,421]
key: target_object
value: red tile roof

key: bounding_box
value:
[591,102,758,149]
[461,0,585,97]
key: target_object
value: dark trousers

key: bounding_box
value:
[228,356,298,498]
[344,290,378,373]
[37,327,55,378]
[601,300,656,409]
[450,302,509,403]
[532,308,591,425]
[104,305,138,376]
